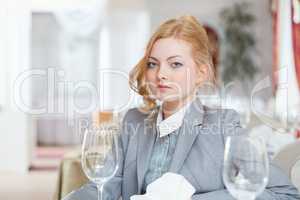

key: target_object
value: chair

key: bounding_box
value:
[273,140,300,190]
[54,147,88,200]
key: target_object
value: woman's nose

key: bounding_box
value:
[157,66,168,80]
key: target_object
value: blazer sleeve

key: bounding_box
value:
[62,110,133,200]
[191,109,300,200]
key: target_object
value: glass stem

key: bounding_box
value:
[97,184,104,200]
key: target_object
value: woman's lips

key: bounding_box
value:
[158,84,171,88]
[157,84,171,92]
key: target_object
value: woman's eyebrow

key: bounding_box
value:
[149,55,182,61]
[167,55,182,60]
[148,56,159,62]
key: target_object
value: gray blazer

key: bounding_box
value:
[63,98,300,200]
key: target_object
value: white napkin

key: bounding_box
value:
[130,172,196,200]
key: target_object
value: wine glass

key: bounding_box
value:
[283,103,300,135]
[81,126,119,200]
[223,135,269,200]
[235,98,251,128]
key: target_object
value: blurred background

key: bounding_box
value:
[0,0,300,199]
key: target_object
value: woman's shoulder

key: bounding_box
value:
[120,107,155,137]
[122,107,153,124]
[203,106,240,124]
[202,106,243,137]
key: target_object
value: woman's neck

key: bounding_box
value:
[162,95,195,119]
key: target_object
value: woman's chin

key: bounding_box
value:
[156,94,181,103]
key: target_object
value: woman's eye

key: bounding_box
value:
[147,62,157,68]
[171,62,183,68]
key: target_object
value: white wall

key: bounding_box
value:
[100,11,149,111]
[0,2,6,107]
[30,2,149,144]
[0,0,35,173]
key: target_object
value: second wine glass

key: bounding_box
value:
[223,135,269,200]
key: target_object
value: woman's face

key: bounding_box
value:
[145,37,202,103]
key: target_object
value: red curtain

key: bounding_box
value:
[272,0,300,137]
[292,1,300,89]
[272,0,300,92]
[292,0,300,137]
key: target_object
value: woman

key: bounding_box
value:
[64,15,300,200]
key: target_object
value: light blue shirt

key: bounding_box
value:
[142,129,179,193]
[142,102,193,193]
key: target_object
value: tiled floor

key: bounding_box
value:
[0,170,58,200]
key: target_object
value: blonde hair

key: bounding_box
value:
[129,15,215,113]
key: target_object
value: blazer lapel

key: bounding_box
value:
[136,109,158,193]
[169,98,205,173]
